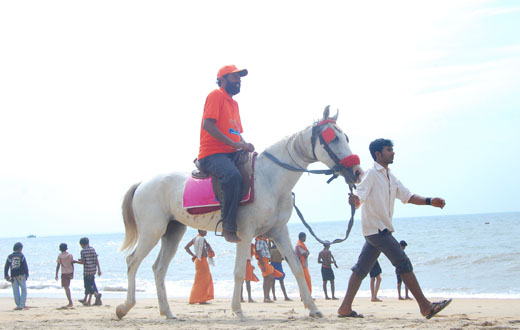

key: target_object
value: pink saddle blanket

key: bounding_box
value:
[182,155,256,215]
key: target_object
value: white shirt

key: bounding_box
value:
[355,162,414,236]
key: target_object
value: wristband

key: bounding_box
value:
[425,197,432,205]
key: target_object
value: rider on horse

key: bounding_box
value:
[197,65,255,243]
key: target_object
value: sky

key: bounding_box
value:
[1,1,519,238]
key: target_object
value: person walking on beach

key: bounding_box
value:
[318,243,338,300]
[242,243,259,303]
[338,138,452,319]
[197,64,255,243]
[55,243,74,308]
[369,260,382,302]
[269,242,291,301]
[295,232,312,295]
[397,240,413,300]
[4,242,29,310]
[185,230,215,304]
[76,237,102,306]
[255,235,282,303]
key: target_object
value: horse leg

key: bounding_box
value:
[268,225,322,318]
[152,220,187,319]
[231,238,252,320]
[116,229,164,319]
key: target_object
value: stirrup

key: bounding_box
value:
[214,219,223,237]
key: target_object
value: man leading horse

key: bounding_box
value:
[197,65,255,243]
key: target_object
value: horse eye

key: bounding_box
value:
[344,133,349,143]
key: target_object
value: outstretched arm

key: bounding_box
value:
[408,194,445,209]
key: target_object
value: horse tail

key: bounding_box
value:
[120,182,141,252]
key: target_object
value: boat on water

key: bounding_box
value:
[27,234,36,238]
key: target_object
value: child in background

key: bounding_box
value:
[55,243,74,308]
[4,242,29,310]
[75,237,102,306]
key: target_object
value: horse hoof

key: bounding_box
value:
[234,310,246,321]
[116,305,127,319]
[310,310,323,318]
[165,312,177,319]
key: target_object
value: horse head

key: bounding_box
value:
[310,106,363,185]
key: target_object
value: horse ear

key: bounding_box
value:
[323,105,330,120]
[332,109,339,121]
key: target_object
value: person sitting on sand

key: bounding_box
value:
[185,230,215,304]
[55,243,74,308]
[369,260,382,302]
[318,243,338,300]
[338,138,451,319]
[75,237,102,306]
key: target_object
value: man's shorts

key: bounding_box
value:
[61,273,73,287]
[321,266,335,281]
[351,229,413,279]
[397,273,403,283]
[369,260,382,278]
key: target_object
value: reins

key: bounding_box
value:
[262,121,358,245]
[292,185,356,246]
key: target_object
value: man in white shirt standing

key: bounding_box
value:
[337,138,451,320]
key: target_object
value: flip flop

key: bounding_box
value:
[426,299,452,319]
[338,311,364,318]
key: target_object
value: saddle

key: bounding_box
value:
[183,152,256,215]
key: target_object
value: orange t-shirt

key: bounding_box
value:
[198,88,243,160]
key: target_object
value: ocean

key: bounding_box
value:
[1,212,519,301]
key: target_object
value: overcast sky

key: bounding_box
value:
[1,0,519,238]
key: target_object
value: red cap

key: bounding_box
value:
[217,65,248,79]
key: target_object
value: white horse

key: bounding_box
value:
[116,106,363,320]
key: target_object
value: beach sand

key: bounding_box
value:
[0,296,519,329]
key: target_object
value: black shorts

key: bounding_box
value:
[321,266,335,281]
[369,260,382,278]
[83,275,98,295]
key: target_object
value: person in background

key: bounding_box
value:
[369,260,382,302]
[255,235,282,302]
[185,230,215,304]
[295,232,312,296]
[55,243,74,308]
[318,243,338,300]
[397,240,413,300]
[4,242,29,310]
[269,242,291,301]
[76,237,102,306]
[338,138,451,319]
[241,243,259,303]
